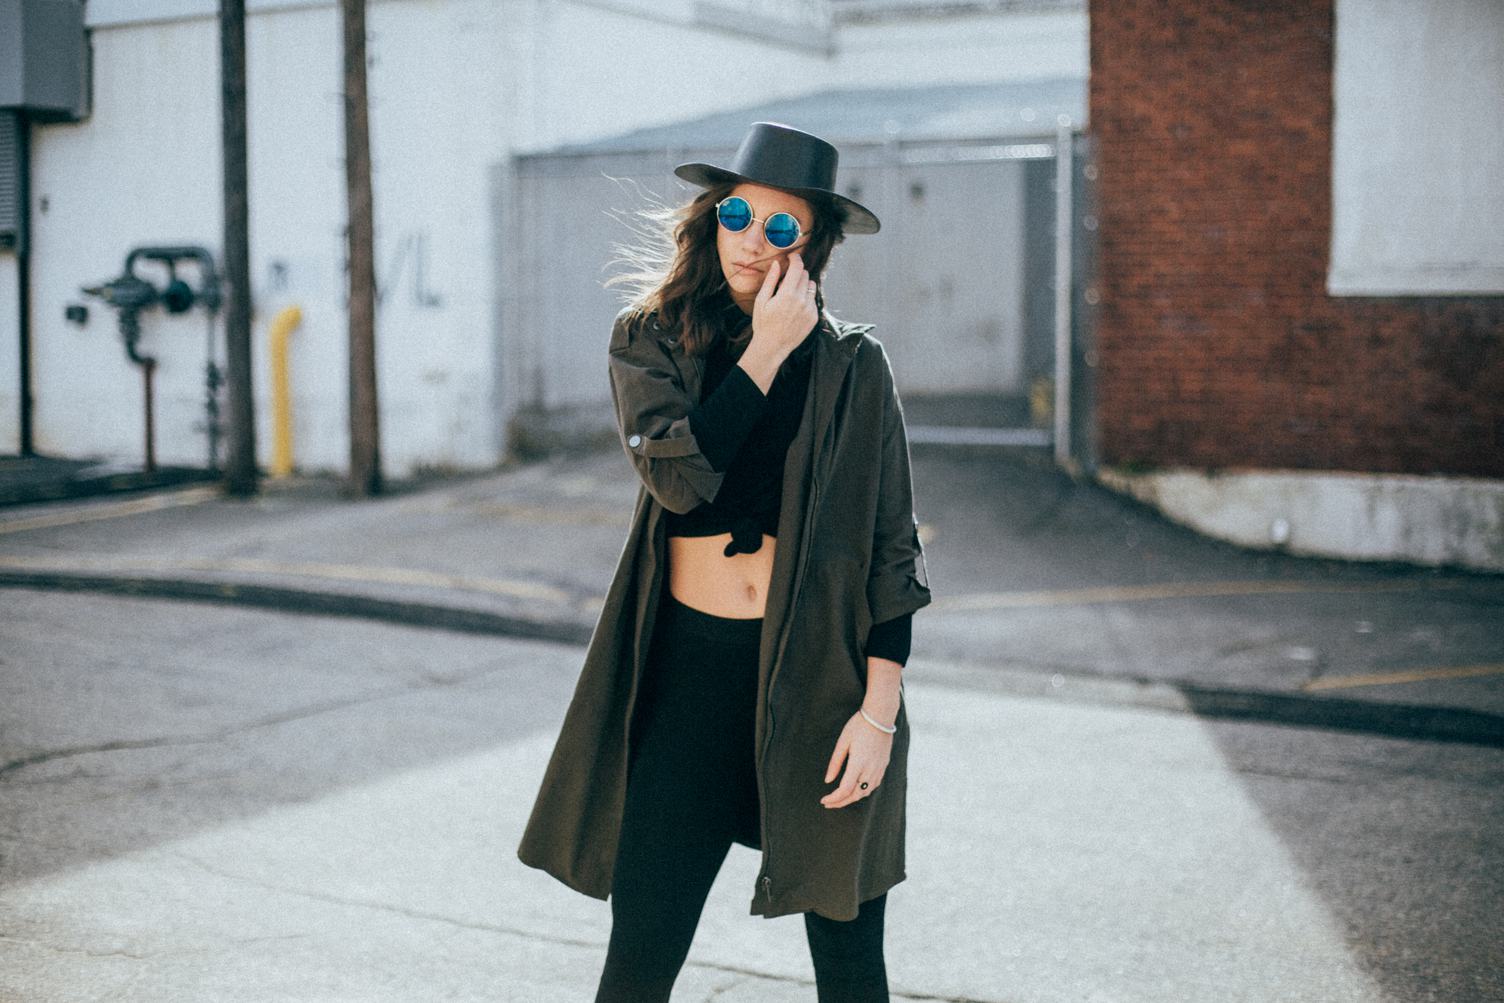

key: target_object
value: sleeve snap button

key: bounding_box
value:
[628,434,642,448]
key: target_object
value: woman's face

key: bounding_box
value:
[716,182,815,306]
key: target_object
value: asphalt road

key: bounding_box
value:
[2,589,1500,1002]
[2,450,1501,747]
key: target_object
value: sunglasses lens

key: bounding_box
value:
[717,197,752,232]
[764,212,800,249]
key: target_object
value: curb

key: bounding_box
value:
[6,567,1503,751]
[0,466,221,507]
[1175,683,1504,748]
[0,569,591,646]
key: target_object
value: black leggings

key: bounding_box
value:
[594,589,889,1002]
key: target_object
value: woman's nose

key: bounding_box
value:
[738,225,766,254]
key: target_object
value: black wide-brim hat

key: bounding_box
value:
[674,121,880,235]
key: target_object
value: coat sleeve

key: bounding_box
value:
[607,307,728,514]
[866,342,933,626]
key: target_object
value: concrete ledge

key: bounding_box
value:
[1096,466,1504,572]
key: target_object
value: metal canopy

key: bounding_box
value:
[530,76,1087,158]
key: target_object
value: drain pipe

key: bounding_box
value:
[118,302,160,472]
[1053,115,1075,473]
[268,305,303,477]
[78,270,160,473]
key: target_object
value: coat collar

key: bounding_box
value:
[817,308,869,354]
[805,310,865,479]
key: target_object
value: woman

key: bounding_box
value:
[517,122,932,1002]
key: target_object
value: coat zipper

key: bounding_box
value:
[757,466,821,907]
[755,331,840,909]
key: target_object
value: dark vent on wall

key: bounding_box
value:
[0,111,18,250]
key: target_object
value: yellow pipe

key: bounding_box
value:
[268,305,303,478]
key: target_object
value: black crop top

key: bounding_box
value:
[664,291,810,556]
[662,288,912,667]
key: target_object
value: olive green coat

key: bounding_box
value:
[516,303,933,921]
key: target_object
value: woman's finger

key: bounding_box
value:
[822,767,857,807]
[823,763,871,808]
[755,257,781,307]
[784,267,810,303]
[823,742,872,805]
[825,731,850,783]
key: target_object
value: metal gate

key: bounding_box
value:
[497,81,1095,470]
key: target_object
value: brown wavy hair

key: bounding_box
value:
[603,176,848,357]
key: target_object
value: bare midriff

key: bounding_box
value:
[667,533,777,619]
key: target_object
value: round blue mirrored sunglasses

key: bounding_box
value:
[715,196,805,250]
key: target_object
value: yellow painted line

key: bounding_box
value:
[0,486,222,535]
[451,501,626,526]
[0,553,570,603]
[1301,663,1504,692]
[929,577,1472,612]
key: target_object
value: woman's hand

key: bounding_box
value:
[750,251,819,361]
[820,706,894,809]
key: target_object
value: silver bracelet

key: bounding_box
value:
[859,706,897,734]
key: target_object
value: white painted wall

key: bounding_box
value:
[837,8,1086,84]
[1329,0,1504,295]
[29,14,225,466]
[7,0,1086,475]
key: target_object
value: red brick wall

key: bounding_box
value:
[1087,0,1504,477]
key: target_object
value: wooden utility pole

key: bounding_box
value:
[341,0,382,496]
[220,0,257,495]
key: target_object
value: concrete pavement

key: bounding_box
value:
[8,590,1500,1001]
[1,446,1501,747]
